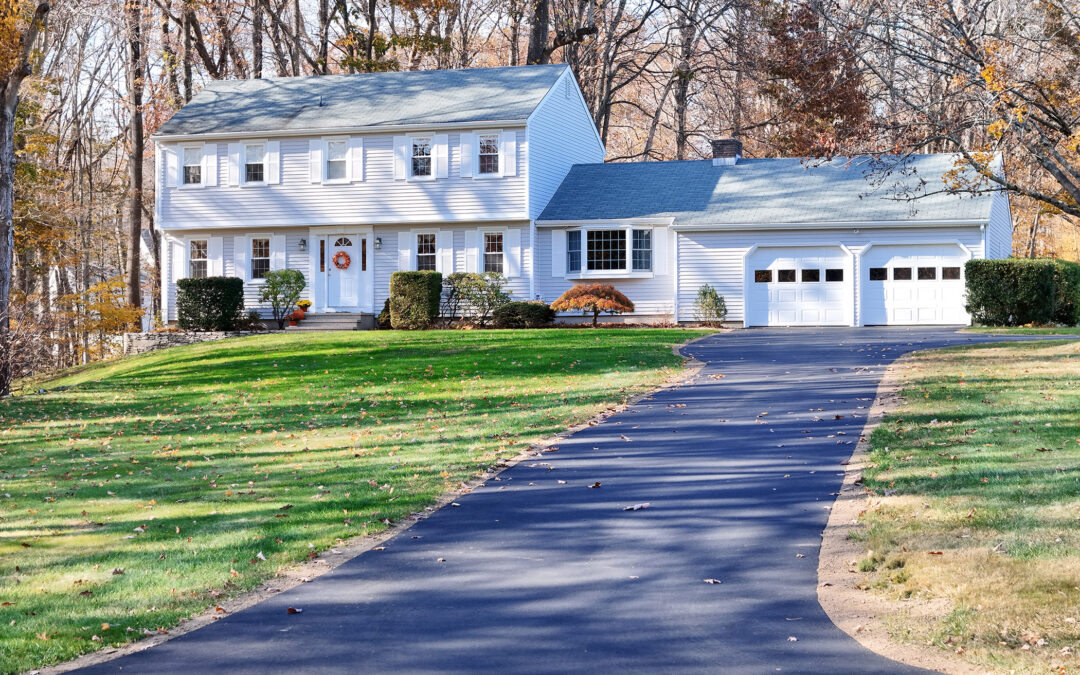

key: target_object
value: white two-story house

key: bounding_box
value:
[155,64,1012,327]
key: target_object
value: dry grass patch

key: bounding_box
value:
[856,340,1080,673]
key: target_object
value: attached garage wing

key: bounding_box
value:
[745,246,852,326]
[859,243,970,325]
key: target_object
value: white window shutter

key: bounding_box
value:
[464,230,479,273]
[309,139,324,183]
[393,136,409,180]
[436,230,453,274]
[397,231,412,270]
[459,133,475,178]
[208,237,224,276]
[551,229,567,277]
[348,137,364,181]
[234,236,248,281]
[266,141,281,185]
[228,143,241,186]
[433,134,449,179]
[165,146,179,188]
[499,131,517,177]
[505,228,521,278]
[270,234,286,270]
[171,237,186,283]
[202,144,218,186]
[653,227,669,275]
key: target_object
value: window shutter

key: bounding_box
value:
[202,144,218,186]
[309,139,324,183]
[397,231,412,270]
[551,229,567,277]
[208,237,224,276]
[348,137,364,181]
[266,141,281,185]
[433,134,449,179]
[165,146,179,188]
[653,227,669,276]
[436,230,453,274]
[499,131,517,177]
[228,143,241,186]
[234,235,248,282]
[171,237,186,283]
[459,133,475,178]
[270,235,286,270]
[393,136,409,180]
[505,228,521,278]
[464,230,479,273]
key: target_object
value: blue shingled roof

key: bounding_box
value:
[537,155,997,225]
[156,64,567,137]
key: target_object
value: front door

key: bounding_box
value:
[327,235,359,309]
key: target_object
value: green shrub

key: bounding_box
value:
[176,277,245,331]
[259,269,307,330]
[694,284,728,326]
[376,298,392,330]
[440,273,471,319]
[233,310,268,331]
[389,271,443,329]
[457,272,510,326]
[550,283,634,327]
[965,258,1080,326]
[493,301,555,328]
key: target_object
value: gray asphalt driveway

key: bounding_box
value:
[76,327,1066,674]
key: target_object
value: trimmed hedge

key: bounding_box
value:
[493,301,555,328]
[177,277,245,331]
[965,258,1080,326]
[376,298,392,329]
[389,271,443,329]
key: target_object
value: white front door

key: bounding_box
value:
[860,244,970,325]
[746,246,851,326]
[327,235,359,309]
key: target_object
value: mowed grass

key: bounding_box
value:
[965,326,1080,335]
[0,329,704,674]
[858,340,1080,673]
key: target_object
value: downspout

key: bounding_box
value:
[672,230,680,322]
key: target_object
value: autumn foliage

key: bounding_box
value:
[550,283,634,326]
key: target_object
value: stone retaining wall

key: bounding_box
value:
[123,331,264,355]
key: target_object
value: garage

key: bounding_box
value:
[746,246,852,326]
[859,244,970,325]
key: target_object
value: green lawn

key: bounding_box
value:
[964,326,1080,335]
[0,328,704,674]
[857,341,1080,673]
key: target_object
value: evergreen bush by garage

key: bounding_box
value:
[493,301,556,328]
[176,277,245,331]
[389,271,443,329]
[965,258,1080,326]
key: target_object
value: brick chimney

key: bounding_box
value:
[711,138,743,166]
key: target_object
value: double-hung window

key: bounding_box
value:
[416,233,436,271]
[483,232,504,274]
[478,134,499,175]
[411,137,432,177]
[245,143,266,183]
[183,147,202,185]
[189,239,208,278]
[567,230,582,273]
[631,229,652,271]
[251,238,270,279]
[326,139,347,181]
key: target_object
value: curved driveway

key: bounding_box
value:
[78,327,1069,674]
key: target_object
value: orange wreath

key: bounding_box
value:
[332,250,351,270]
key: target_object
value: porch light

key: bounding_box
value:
[298,238,307,252]
[374,237,382,251]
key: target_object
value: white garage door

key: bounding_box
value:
[860,244,969,325]
[747,247,851,326]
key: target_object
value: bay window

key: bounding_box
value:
[566,227,654,275]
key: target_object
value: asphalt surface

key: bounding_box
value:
[76,327,1077,675]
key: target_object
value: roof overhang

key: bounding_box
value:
[153,119,528,142]
[534,217,676,227]
[535,218,988,230]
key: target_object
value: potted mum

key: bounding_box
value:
[292,299,313,322]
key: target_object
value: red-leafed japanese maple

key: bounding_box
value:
[550,283,634,327]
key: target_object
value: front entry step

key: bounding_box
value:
[286,313,375,331]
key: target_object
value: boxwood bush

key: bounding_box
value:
[493,301,555,328]
[176,277,245,331]
[389,271,443,329]
[965,258,1080,326]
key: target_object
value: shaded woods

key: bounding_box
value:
[3,0,1080,387]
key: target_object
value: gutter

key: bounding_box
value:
[535,219,989,230]
[153,119,528,142]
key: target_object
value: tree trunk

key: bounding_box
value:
[126,0,145,324]
[526,0,549,64]
[182,4,193,101]
[252,0,263,78]
[292,0,302,75]
[317,0,330,73]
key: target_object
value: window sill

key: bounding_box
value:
[322,179,351,186]
[407,174,436,182]
[177,183,204,190]
[472,172,502,180]
[240,182,268,189]
[567,270,654,280]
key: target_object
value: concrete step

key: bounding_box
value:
[285,313,375,331]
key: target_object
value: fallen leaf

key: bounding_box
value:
[589,482,602,488]
[286,607,302,614]
[624,503,650,511]
[703,578,722,585]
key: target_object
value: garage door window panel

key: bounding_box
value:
[893,267,913,280]
[778,269,796,282]
[918,267,937,280]
[801,269,820,282]
[754,270,772,283]
[942,267,961,280]
[825,269,844,282]
[869,267,887,281]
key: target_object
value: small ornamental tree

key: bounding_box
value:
[259,270,307,329]
[550,283,634,327]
